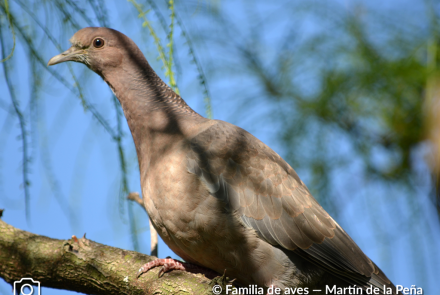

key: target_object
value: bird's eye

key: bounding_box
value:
[93,38,104,48]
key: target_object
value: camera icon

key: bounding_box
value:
[13,278,40,295]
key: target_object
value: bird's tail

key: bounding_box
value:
[368,263,402,295]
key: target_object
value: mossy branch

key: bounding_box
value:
[0,217,216,295]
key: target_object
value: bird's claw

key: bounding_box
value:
[136,257,218,280]
[137,258,185,279]
[158,266,166,278]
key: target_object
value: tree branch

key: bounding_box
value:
[0,214,215,294]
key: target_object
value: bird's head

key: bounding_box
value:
[48,27,143,75]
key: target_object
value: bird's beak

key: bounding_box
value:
[47,46,85,66]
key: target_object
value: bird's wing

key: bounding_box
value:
[187,120,384,285]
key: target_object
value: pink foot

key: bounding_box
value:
[137,257,219,279]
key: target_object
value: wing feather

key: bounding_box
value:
[187,121,387,286]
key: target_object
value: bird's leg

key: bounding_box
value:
[137,257,219,279]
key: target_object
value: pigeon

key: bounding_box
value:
[48,27,400,294]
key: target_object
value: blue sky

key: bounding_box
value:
[1,0,439,294]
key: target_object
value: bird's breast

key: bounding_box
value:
[140,145,205,246]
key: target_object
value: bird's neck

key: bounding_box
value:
[101,61,206,172]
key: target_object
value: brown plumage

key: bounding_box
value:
[48,27,400,294]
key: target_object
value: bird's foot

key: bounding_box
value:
[137,257,184,278]
[137,257,219,279]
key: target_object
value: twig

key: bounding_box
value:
[127,192,158,257]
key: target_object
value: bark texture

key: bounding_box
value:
[0,216,222,294]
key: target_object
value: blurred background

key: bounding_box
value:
[0,0,439,294]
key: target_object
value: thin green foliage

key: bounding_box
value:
[166,0,178,93]
[174,12,213,118]
[88,0,109,27]
[0,0,15,63]
[127,0,212,107]
[128,0,178,91]
[144,0,213,117]
[0,25,31,223]
[1,3,115,137]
